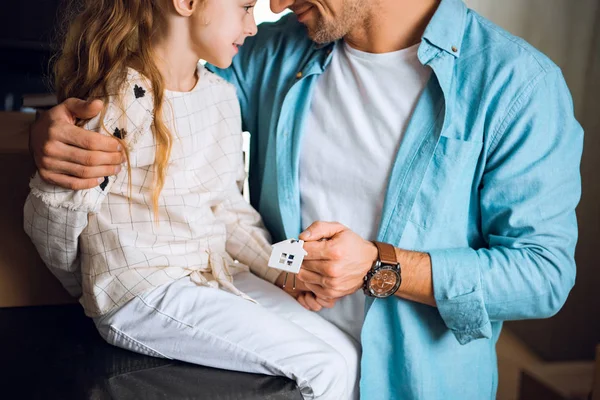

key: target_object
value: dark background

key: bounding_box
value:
[0,0,62,110]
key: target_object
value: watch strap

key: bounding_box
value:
[372,241,397,265]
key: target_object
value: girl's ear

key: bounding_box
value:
[172,0,196,17]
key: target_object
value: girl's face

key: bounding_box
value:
[190,0,259,68]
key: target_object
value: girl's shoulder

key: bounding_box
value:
[83,68,155,148]
[120,68,155,112]
[196,64,238,100]
[199,64,227,86]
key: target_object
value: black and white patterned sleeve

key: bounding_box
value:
[23,71,154,297]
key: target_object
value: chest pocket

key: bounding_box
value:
[408,136,482,229]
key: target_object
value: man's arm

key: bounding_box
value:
[297,69,582,344]
[296,224,435,306]
[30,98,124,189]
[427,69,581,343]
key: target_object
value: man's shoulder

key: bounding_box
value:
[453,10,575,154]
[459,9,560,81]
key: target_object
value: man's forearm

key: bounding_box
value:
[394,248,436,307]
[297,222,437,307]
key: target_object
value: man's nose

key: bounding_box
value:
[270,0,294,14]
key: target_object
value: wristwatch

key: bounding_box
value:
[363,241,401,298]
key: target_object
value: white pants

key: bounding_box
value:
[93,272,360,400]
[318,291,365,344]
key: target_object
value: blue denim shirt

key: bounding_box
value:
[209,0,583,397]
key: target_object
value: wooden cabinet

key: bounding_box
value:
[0,112,74,307]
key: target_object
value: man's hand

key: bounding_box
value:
[275,271,337,312]
[297,221,378,301]
[31,98,124,190]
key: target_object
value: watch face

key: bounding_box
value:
[369,267,400,297]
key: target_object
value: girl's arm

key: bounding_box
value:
[23,70,154,297]
[23,193,88,297]
[213,163,281,284]
[23,118,120,297]
[211,85,281,284]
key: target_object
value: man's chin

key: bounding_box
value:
[300,21,325,43]
[300,16,343,44]
[306,27,340,44]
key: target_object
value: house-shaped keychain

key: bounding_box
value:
[268,239,307,273]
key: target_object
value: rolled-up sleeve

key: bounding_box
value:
[430,69,583,345]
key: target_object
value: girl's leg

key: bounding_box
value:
[94,273,359,400]
[233,271,361,400]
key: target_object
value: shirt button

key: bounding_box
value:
[451,46,458,52]
[296,71,303,79]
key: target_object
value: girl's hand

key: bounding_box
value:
[275,271,308,297]
[275,272,337,311]
[296,292,337,312]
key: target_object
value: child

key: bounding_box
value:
[23,0,358,398]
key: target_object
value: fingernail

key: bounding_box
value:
[121,154,127,163]
[302,230,311,238]
[117,144,122,151]
[97,177,104,184]
[115,165,122,174]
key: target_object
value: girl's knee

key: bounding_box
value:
[311,348,350,399]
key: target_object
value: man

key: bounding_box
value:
[30,0,583,398]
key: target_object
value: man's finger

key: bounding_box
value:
[299,221,346,242]
[49,142,124,168]
[297,268,332,287]
[302,239,345,261]
[57,124,122,153]
[61,98,104,121]
[303,240,331,260]
[39,170,105,191]
[300,259,336,276]
[42,158,122,180]
[303,282,345,300]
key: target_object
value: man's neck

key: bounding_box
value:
[344,0,440,54]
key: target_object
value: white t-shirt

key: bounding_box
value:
[299,41,431,341]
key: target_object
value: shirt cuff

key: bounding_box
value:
[429,247,492,345]
[248,248,281,284]
[262,267,282,284]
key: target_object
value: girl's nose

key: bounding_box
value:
[246,18,258,37]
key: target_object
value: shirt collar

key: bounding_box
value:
[311,0,468,69]
[422,0,468,58]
